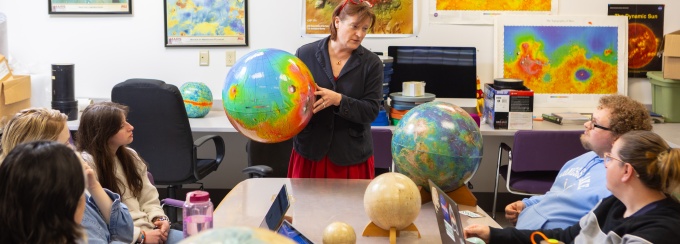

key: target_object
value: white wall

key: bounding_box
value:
[1,0,679,106]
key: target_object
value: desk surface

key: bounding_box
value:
[68,109,680,146]
[213,178,500,244]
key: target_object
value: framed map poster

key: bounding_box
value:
[303,0,416,37]
[165,0,248,47]
[430,0,558,25]
[49,0,132,14]
[494,15,628,109]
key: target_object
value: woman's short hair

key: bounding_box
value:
[329,0,376,41]
[0,108,68,160]
[617,131,680,199]
[0,141,84,243]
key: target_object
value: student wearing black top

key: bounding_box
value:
[465,130,680,243]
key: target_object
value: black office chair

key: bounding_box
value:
[111,78,225,221]
[241,139,293,178]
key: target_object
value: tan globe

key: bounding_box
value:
[322,222,356,244]
[363,172,421,230]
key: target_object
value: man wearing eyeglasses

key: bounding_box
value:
[505,94,653,230]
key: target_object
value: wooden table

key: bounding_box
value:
[214,178,501,243]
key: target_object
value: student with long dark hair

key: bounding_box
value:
[77,102,183,244]
[0,108,133,243]
[0,141,86,243]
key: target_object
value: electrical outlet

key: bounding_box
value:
[199,51,209,66]
[225,50,236,66]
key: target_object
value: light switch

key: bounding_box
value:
[225,50,236,66]
[199,51,209,66]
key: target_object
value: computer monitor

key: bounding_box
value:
[387,46,477,99]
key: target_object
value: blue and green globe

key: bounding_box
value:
[391,101,483,192]
[180,82,213,118]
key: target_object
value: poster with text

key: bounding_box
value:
[303,0,415,37]
[430,0,557,25]
[494,15,628,109]
[608,4,664,78]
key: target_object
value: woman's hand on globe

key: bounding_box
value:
[313,84,342,113]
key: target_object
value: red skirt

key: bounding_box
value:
[287,149,375,179]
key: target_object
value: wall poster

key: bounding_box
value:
[608,4,665,78]
[303,0,416,37]
[430,0,558,25]
[494,15,628,109]
[165,0,248,47]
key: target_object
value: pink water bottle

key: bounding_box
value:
[183,190,213,237]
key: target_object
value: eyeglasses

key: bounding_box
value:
[339,0,373,13]
[603,152,624,165]
[589,118,611,131]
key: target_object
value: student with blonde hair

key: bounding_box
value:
[0,108,69,161]
[0,108,133,243]
[465,130,680,243]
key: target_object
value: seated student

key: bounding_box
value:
[77,102,183,244]
[0,141,87,243]
[465,131,680,243]
[0,108,133,244]
[505,95,652,229]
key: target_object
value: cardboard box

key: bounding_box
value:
[663,30,680,80]
[482,83,534,129]
[0,54,12,81]
[1,75,31,120]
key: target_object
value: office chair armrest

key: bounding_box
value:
[161,198,185,209]
[499,142,511,153]
[242,165,273,178]
[193,135,226,180]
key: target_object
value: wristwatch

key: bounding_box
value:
[153,216,170,223]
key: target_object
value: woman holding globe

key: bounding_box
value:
[288,0,383,179]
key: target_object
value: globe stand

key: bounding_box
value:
[419,185,477,206]
[362,222,420,244]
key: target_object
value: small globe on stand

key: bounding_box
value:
[222,48,316,143]
[323,222,356,244]
[180,82,213,118]
[391,101,483,193]
[363,172,421,233]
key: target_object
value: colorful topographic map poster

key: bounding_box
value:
[495,16,628,109]
[503,26,619,94]
[430,0,557,25]
[165,0,247,46]
[304,0,414,37]
[49,0,130,13]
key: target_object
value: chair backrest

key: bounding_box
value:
[246,139,293,178]
[111,79,195,184]
[371,128,393,169]
[511,130,588,172]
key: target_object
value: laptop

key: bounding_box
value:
[260,184,291,231]
[428,179,472,244]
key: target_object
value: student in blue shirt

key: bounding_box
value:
[504,95,652,230]
[465,131,680,243]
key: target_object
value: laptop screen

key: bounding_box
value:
[260,184,291,231]
[429,179,467,244]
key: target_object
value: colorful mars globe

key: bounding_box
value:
[222,48,316,143]
[180,82,213,118]
[391,101,483,192]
